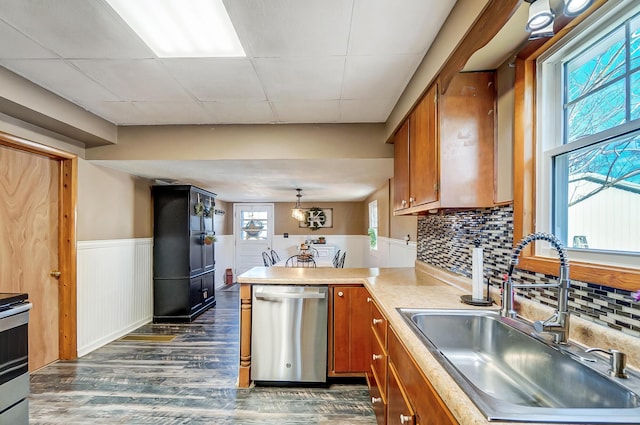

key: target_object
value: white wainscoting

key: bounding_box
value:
[77,238,153,357]
[214,234,235,287]
[272,235,365,268]
[364,236,417,268]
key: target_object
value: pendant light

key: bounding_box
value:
[291,189,306,221]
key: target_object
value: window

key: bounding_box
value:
[368,200,378,250]
[240,210,268,240]
[536,1,640,268]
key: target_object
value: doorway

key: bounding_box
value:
[233,203,274,276]
[0,132,78,369]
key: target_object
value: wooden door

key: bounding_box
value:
[0,145,60,370]
[410,83,439,207]
[393,120,410,212]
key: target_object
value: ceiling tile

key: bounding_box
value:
[255,57,345,100]
[0,0,153,59]
[340,99,394,123]
[224,0,353,57]
[85,101,210,125]
[0,59,120,103]
[71,59,192,102]
[348,0,456,55]
[161,58,266,101]
[271,100,340,123]
[200,101,275,123]
[342,54,422,100]
[0,21,57,59]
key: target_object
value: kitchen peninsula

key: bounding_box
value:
[237,262,640,425]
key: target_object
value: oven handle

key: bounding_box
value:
[0,303,33,331]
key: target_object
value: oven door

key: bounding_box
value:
[0,302,31,422]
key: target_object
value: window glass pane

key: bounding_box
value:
[630,14,640,71]
[566,79,626,142]
[241,211,267,240]
[631,70,640,120]
[554,131,640,253]
[566,27,625,103]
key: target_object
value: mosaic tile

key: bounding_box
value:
[417,204,640,337]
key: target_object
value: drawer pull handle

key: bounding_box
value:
[372,318,383,325]
[337,291,344,297]
[367,297,372,303]
[372,354,382,361]
[371,397,382,404]
[400,414,413,424]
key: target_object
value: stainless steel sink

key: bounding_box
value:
[398,308,640,423]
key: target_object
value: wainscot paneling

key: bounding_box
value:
[364,236,417,268]
[77,238,153,357]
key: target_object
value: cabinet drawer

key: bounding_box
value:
[371,326,388,401]
[388,362,416,425]
[371,300,387,345]
[368,365,387,425]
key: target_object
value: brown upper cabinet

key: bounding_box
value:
[393,71,496,214]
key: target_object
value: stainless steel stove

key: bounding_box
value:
[0,293,31,425]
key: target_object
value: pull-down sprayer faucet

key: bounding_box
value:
[501,232,571,344]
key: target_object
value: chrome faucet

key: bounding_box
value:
[501,232,571,344]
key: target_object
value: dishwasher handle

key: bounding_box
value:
[255,290,326,300]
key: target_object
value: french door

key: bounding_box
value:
[233,204,274,276]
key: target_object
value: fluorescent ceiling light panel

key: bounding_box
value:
[105,0,245,57]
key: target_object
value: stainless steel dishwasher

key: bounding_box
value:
[251,285,327,383]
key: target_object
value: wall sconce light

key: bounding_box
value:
[524,0,595,40]
[525,0,555,32]
[291,189,306,221]
[563,0,594,16]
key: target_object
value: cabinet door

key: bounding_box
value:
[410,83,439,207]
[393,120,410,212]
[189,275,204,312]
[388,363,415,425]
[388,327,457,425]
[201,271,215,303]
[203,195,215,271]
[332,286,371,374]
[439,72,495,208]
[189,191,205,275]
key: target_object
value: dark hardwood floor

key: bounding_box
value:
[29,285,376,424]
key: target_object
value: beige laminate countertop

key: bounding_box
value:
[238,263,535,425]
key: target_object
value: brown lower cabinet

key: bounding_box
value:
[387,327,457,425]
[367,294,458,425]
[329,285,371,376]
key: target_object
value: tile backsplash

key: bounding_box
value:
[416,205,640,338]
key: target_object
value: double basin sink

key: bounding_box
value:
[398,308,640,423]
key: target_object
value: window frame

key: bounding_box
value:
[514,0,640,291]
[535,1,640,266]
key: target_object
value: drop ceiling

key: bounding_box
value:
[0,0,460,202]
